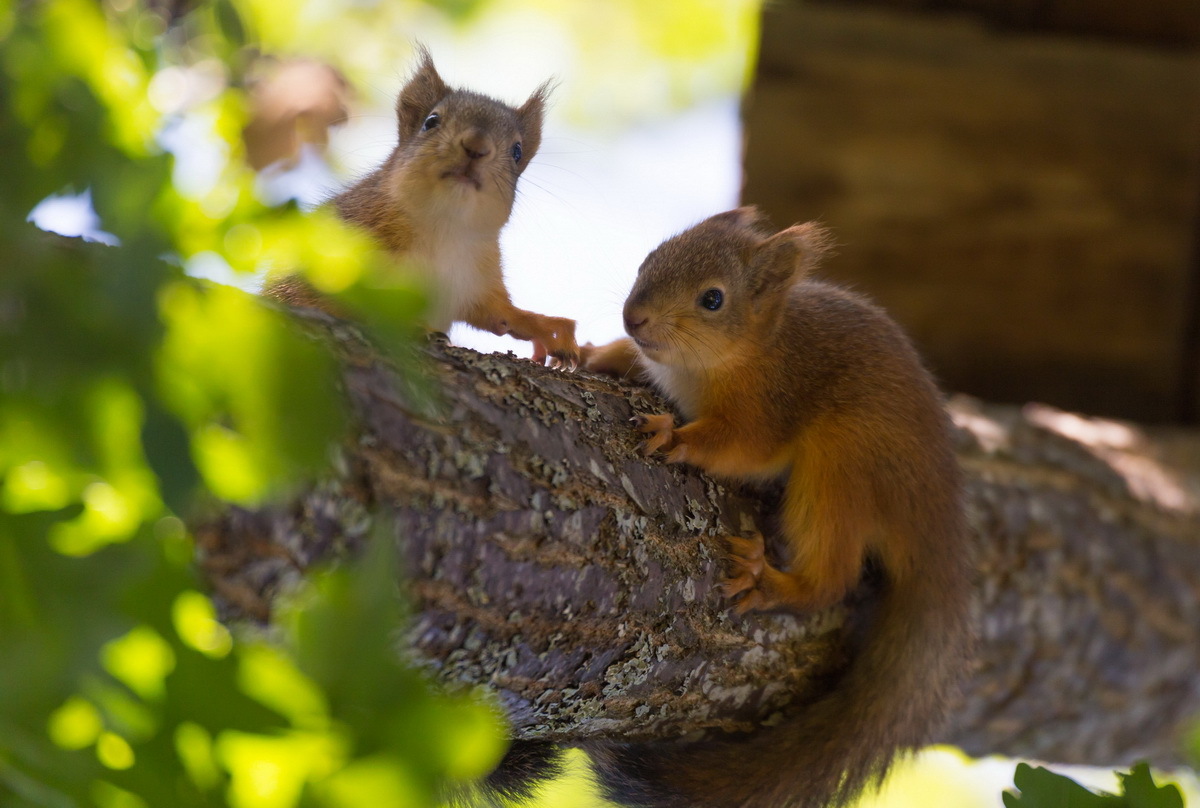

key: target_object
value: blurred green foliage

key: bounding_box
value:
[1004,763,1185,808]
[0,0,504,805]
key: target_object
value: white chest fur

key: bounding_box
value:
[404,212,497,333]
[644,358,704,421]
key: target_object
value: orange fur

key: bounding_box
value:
[584,207,972,808]
[579,336,644,379]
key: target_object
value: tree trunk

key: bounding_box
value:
[197,309,1200,769]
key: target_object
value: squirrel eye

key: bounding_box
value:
[700,288,724,311]
[511,142,523,163]
[421,112,440,132]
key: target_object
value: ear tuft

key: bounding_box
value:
[516,79,555,165]
[780,222,834,274]
[709,206,768,232]
[396,43,450,140]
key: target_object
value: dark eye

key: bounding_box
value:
[700,288,724,311]
[511,142,523,163]
[421,112,440,131]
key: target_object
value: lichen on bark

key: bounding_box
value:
[198,311,1200,766]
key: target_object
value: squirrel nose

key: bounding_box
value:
[624,311,649,336]
[461,131,492,160]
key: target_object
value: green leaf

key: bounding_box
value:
[155,280,345,505]
[1005,763,1122,808]
[1120,763,1184,808]
[211,0,248,50]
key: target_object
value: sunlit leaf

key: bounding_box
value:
[96,732,136,771]
[315,754,422,808]
[46,697,104,751]
[155,279,344,505]
[237,644,328,731]
[2,461,71,513]
[101,626,176,702]
[174,721,223,792]
[172,591,233,659]
[216,730,344,808]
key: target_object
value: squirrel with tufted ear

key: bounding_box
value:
[266,46,577,367]
[580,207,973,808]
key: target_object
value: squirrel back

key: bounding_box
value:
[586,208,972,808]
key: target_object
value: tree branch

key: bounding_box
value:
[198,311,1200,768]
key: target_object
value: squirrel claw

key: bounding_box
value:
[732,589,766,615]
[718,573,756,599]
[553,351,581,372]
[722,533,768,613]
[533,341,579,371]
[634,412,676,456]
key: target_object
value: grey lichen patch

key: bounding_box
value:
[602,634,656,696]
[682,577,697,603]
[452,448,488,480]
[682,496,711,534]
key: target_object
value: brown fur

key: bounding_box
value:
[265,47,577,365]
[583,207,972,808]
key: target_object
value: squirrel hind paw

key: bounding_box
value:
[632,412,676,456]
[720,533,779,614]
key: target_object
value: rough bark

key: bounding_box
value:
[197,309,1200,769]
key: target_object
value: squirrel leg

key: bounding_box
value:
[738,439,872,613]
[463,289,579,367]
[660,417,787,477]
[720,421,874,613]
[580,337,644,379]
[506,307,580,368]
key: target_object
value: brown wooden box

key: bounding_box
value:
[742,2,1200,422]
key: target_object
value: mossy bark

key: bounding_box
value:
[198,310,1200,767]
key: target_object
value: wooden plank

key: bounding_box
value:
[743,4,1200,421]
[809,0,1200,49]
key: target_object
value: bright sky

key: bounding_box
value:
[30,36,744,361]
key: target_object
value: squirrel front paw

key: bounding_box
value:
[530,316,579,370]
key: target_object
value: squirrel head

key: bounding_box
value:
[386,45,551,228]
[623,207,831,369]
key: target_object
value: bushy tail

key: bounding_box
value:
[446,740,565,807]
[587,560,972,808]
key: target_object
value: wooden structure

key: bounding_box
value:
[742,0,1200,423]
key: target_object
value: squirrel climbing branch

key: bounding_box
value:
[198,309,1200,768]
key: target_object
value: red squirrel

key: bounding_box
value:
[581,207,972,808]
[267,48,578,367]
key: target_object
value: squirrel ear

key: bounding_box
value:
[752,222,832,293]
[711,206,767,231]
[516,79,553,164]
[396,44,449,140]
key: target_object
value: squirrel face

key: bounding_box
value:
[385,48,549,230]
[623,208,829,371]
